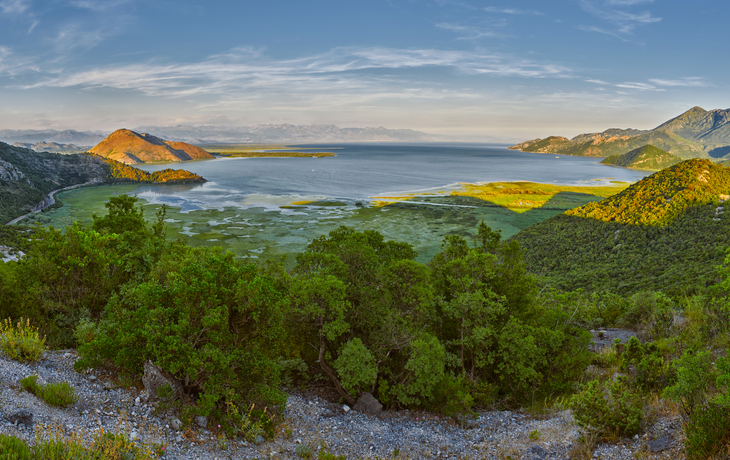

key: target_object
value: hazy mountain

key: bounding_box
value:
[510,107,730,160]
[133,123,449,144]
[12,142,86,153]
[600,145,683,171]
[0,129,104,146]
[89,129,215,164]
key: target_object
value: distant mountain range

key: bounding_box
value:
[133,124,449,144]
[0,125,448,146]
[12,142,86,153]
[0,129,105,147]
[90,129,215,164]
[510,107,730,161]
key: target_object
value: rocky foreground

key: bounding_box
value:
[0,350,685,459]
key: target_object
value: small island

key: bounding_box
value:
[201,143,336,158]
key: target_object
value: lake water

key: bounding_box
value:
[45,143,649,263]
[133,143,648,211]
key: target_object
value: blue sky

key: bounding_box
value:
[0,0,726,141]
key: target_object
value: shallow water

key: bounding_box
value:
[38,143,648,263]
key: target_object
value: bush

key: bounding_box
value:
[0,317,46,362]
[684,403,730,460]
[20,374,41,395]
[663,350,715,417]
[0,433,32,460]
[78,246,288,435]
[569,376,643,437]
[42,382,78,407]
[20,375,78,407]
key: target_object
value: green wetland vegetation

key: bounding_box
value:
[5,159,730,458]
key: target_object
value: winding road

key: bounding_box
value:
[6,178,101,225]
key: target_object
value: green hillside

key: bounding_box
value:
[511,159,730,294]
[565,159,730,226]
[600,144,683,170]
[0,142,207,224]
[509,106,730,160]
[0,142,107,224]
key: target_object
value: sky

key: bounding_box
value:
[0,0,726,141]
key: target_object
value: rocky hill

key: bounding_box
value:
[12,142,86,153]
[600,144,683,171]
[511,159,730,293]
[89,129,214,164]
[0,129,104,146]
[509,106,730,161]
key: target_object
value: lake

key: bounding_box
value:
[39,143,648,263]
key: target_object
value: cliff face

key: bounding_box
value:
[89,129,214,164]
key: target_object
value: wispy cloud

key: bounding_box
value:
[0,0,30,14]
[436,22,499,39]
[52,23,109,52]
[69,0,133,12]
[649,77,708,87]
[483,6,542,15]
[586,78,608,84]
[615,81,664,91]
[579,0,661,38]
[23,47,573,98]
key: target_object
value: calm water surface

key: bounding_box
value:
[134,143,648,210]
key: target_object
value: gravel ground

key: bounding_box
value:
[0,349,687,459]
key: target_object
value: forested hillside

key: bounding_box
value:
[600,144,682,171]
[512,159,730,294]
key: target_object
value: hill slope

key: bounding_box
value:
[0,142,207,224]
[511,159,730,294]
[90,129,214,164]
[600,145,683,171]
[509,106,730,160]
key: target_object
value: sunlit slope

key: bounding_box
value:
[509,106,730,160]
[90,129,214,164]
[600,145,683,171]
[512,159,730,294]
[565,159,730,225]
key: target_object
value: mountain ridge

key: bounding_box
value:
[510,107,730,161]
[600,145,683,171]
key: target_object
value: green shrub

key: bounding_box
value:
[42,382,78,407]
[20,375,78,407]
[569,376,643,437]
[0,317,46,362]
[333,338,377,396]
[663,350,715,417]
[20,374,41,395]
[0,433,32,460]
[684,403,730,460]
[78,246,288,435]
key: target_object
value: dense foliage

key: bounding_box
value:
[513,160,730,294]
[566,159,730,226]
[600,144,682,171]
[98,155,206,183]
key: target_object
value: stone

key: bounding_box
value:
[647,437,672,453]
[88,375,98,382]
[142,360,182,402]
[194,415,208,429]
[321,402,345,418]
[353,392,383,415]
[7,410,33,427]
[170,418,182,431]
[342,405,350,412]
[254,434,264,445]
[526,443,548,460]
